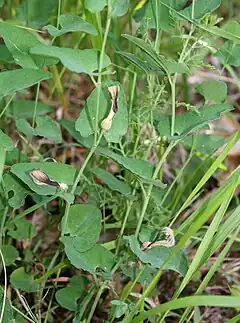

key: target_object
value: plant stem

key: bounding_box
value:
[94,0,111,145]
[62,132,104,235]
[0,93,15,119]
[56,0,62,29]
[115,189,136,255]
[86,281,108,323]
[32,82,41,128]
[9,195,57,224]
[135,141,177,236]
[160,137,196,207]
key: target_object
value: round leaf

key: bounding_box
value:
[56,285,83,311]
[10,267,38,292]
[63,238,115,276]
[61,204,102,252]
[0,130,14,151]
[1,245,19,266]
[196,80,227,103]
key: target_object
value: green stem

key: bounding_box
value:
[9,195,57,224]
[50,65,68,112]
[62,132,104,235]
[135,141,177,236]
[116,189,136,255]
[129,72,137,119]
[0,207,8,246]
[160,137,196,207]
[94,0,111,145]
[86,281,108,323]
[169,75,177,136]
[32,82,41,128]
[56,0,62,29]
[0,93,15,119]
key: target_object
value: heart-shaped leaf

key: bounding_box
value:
[61,204,102,252]
[30,45,111,75]
[10,267,38,292]
[1,245,19,266]
[63,238,115,276]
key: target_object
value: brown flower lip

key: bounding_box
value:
[29,170,60,187]
[108,85,119,113]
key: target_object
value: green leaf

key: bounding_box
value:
[0,44,14,64]
[155,104,233,140]
[93,168,133,197]
[17,0,58,28]
[111,0,130,17]
[182,135,226,155]
[7,100,53,119]
[55,276,84,311]
[11,162,76,196]
[56,286,83,311]
[85,0,106,12]
[125,235,188,276]
[3,173,31,208]
[0,130,14,151]
[121,263,155,285]
[59,119,95,149]
[30,45,111,75]
[75,81,128,142]
[99,148,155,180]
[44,13,97,37]
[7,218,37,240]
[1,245,19,265]
[132,296,240,322]
[10,267,38,292]
[207,21,240,44]
[140,178,166,189]
[0,69,52,100]
[117,51,164,75]
[111,300,129,318]
[0,286,14,323]
[0,21,58,68]
[122,34,189,75]
[61,204,102,252]
[144,0,175,31]
[215,41,240,66]
[63,239,115,276]
[196,80,227,103]
[178,0,221,20]
[16,116,62,143]
[0,0,4,7]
